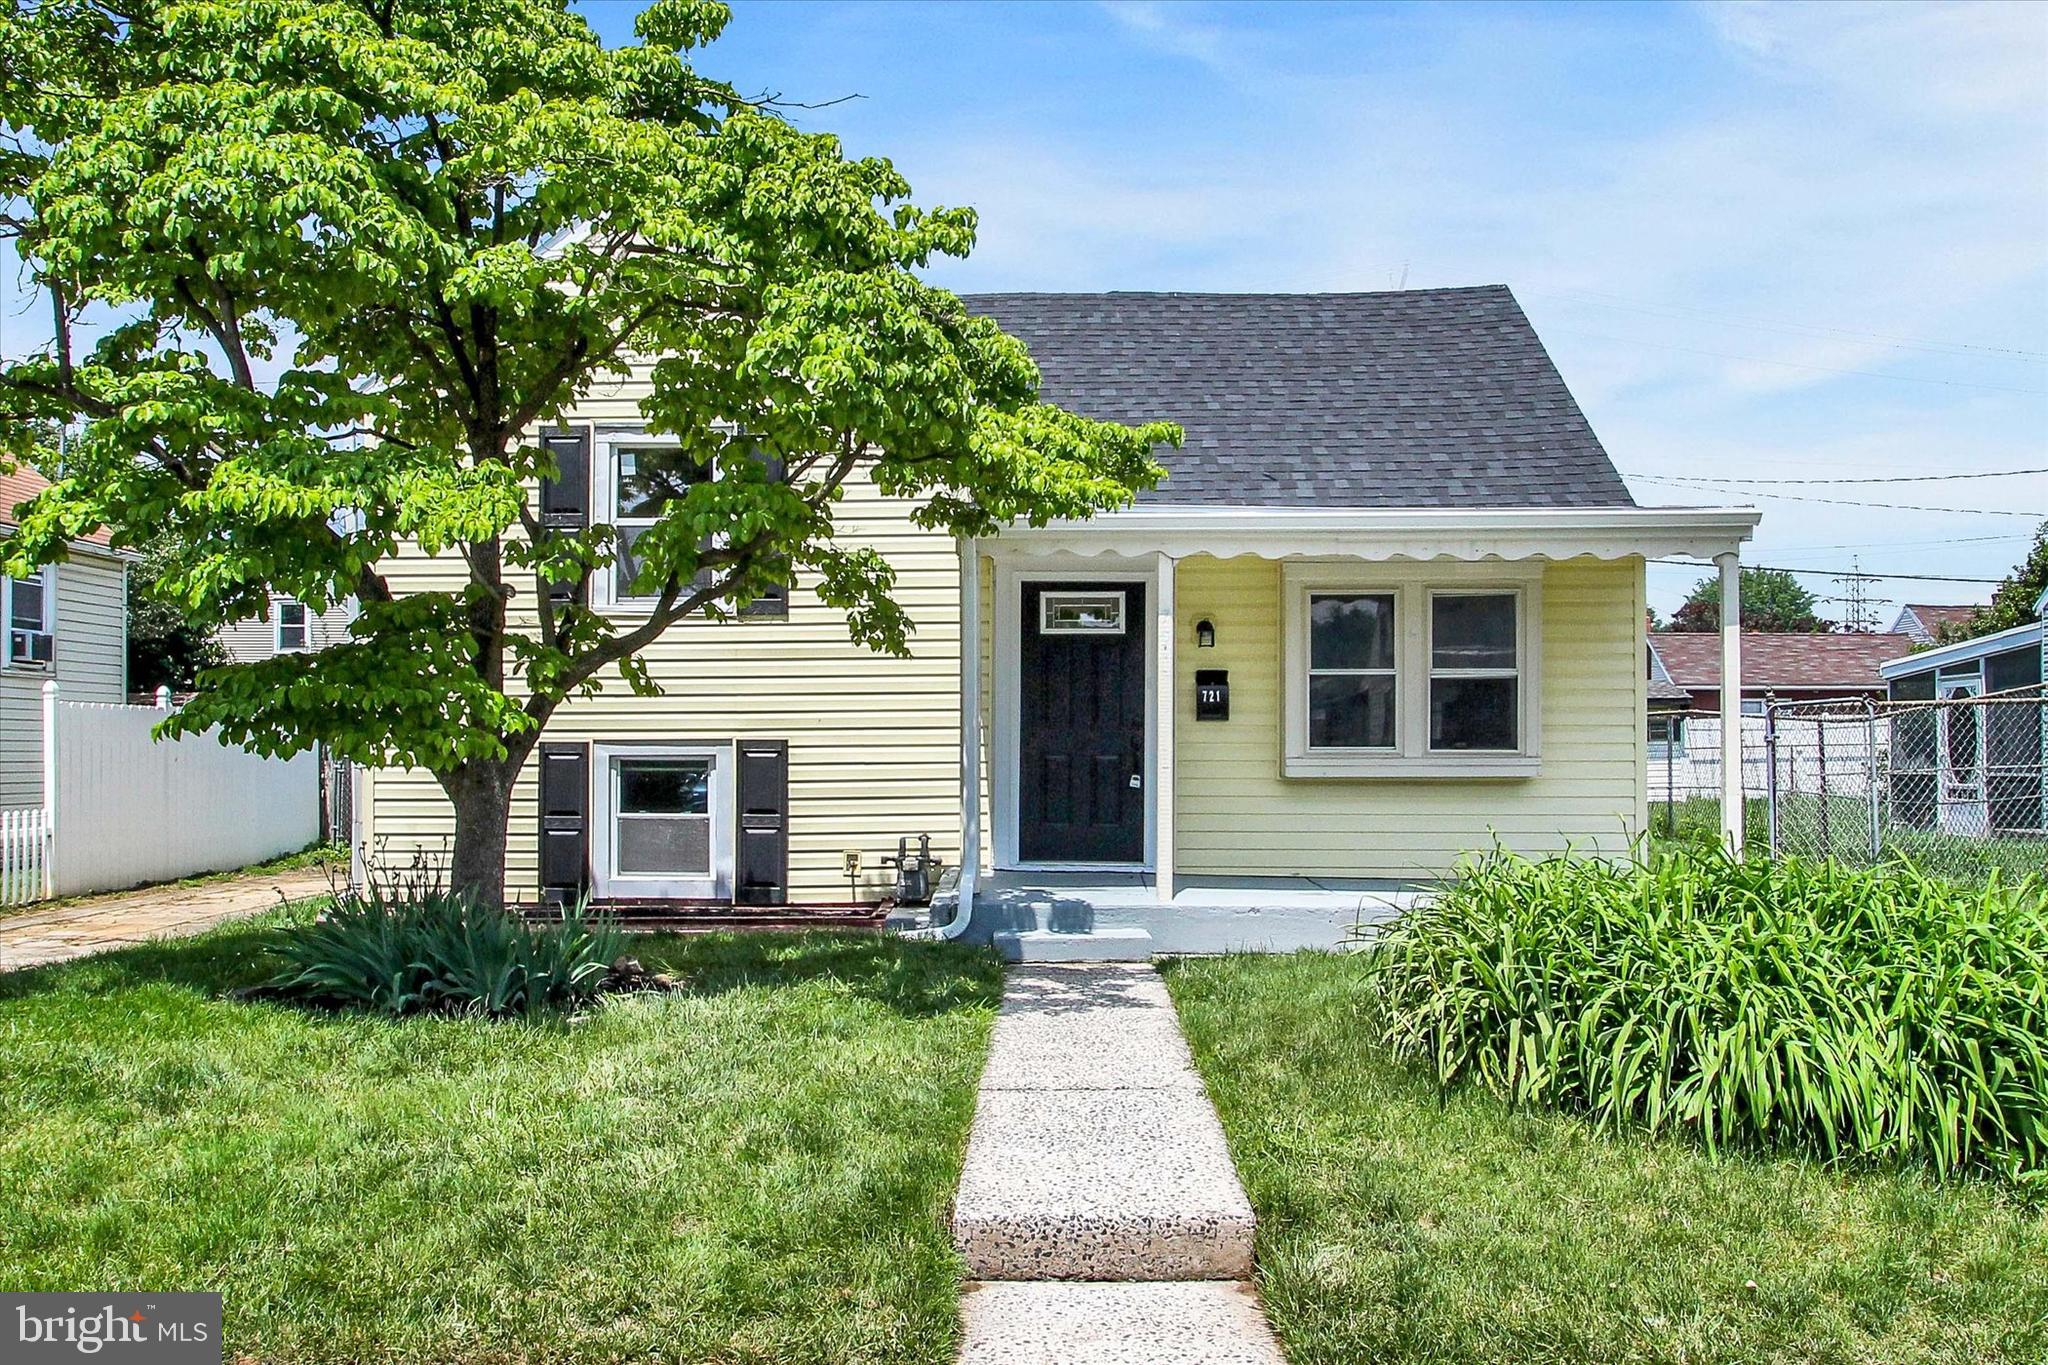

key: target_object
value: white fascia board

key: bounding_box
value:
[1879,619,2046,678]
[985,504,1762,564]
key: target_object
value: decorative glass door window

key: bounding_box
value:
[613,757,713,877]
[1307,592,1397,749]
[1040,590,1126,634]
[1428,592,1519,751]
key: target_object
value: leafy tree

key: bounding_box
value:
[0,0,1179,908]
[1933,522,2047,643]
[127,533,228,695]
[1665,568,1832,634]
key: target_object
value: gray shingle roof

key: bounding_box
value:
[962,286,1634,509]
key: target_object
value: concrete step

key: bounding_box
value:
[958,1281,1285,1364]
[952,1086,1255,1280]
[993,927,1155,962]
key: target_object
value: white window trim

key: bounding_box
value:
[1281,561,1542,779]
[273,597,311,653]
[591,741,733,900]
[1,564,55,671]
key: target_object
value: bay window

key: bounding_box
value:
[1283,566,1539,777]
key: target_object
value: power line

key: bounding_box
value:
[1553,328,2048,395]
[1629,465,2048,487]
[1648,558,2006,585]
[1630,475,2045,518]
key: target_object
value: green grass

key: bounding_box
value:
[1165,953,2048,1365]
[0,909,1002,1364]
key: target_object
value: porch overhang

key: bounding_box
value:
[981,504,1759,563]
[944,503,1762,934]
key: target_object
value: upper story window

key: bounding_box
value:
[611,444,710,601]
[3,568,54,667]
[274,598,310,652]
[1283,567,1539,778]
[598,433,787,617]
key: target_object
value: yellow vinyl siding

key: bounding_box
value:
[1169,553,1645,878]
[360,384,965,902]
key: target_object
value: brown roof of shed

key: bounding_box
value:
[1649,632,1916,692]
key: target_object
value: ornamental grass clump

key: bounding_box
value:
[267,891,624,1020]
[1364,847,2048,1181]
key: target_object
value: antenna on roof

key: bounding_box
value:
[1398,261,1410,290]
[1824,556,1883,633]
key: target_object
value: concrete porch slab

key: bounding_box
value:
[958,1281,1285,1364]
[928,869,1429,955]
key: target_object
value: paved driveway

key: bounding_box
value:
[0,869,329,973]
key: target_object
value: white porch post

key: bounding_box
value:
[1716,549,1744,856]
[1155,552,1177,902]
[956,539,983,923]
[41,678,58,899]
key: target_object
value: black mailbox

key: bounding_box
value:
[1195,669,1229,721]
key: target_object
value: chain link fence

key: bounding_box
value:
[1764,692,2046,883]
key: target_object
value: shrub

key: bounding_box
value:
[267,891,624,1019]
[1364,847,2048,1181]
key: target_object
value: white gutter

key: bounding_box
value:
[1879,618,2046,678]
[986,503,1761,563]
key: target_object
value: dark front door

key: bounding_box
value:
[1019,581,1147,863]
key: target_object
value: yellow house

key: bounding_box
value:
[357,286,1758,957]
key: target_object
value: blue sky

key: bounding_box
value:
[4,1,2042,623]
[585,0,2048,623]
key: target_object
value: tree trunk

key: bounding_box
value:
[444,760,517,911]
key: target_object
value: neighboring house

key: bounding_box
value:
[1,467,131,809]
[1890,603,1981,645]
[1878,590,2046,837]
[357,286,1759,952]
[216,594,356,663]
[1647,631,1913,718]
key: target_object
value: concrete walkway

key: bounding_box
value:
[954,964,1285,1363]
[0,869,328,973]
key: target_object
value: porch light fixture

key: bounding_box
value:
[1195,618,1216,648]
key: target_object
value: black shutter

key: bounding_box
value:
[538,742,591,905]
[740,451,791,617]
[734,739,789,905]
[539,426,592,606]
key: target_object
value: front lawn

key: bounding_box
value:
[0,909,1001,1364]
[1166,953,2048,1365]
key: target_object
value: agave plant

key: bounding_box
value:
[269,891,625,1020]
[1363,845,2048,1182]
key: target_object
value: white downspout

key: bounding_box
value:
[1717,549,1744,856]
[937,537,982,939]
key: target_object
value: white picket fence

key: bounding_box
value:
[1,681,318,906]
[0,806,47,907]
